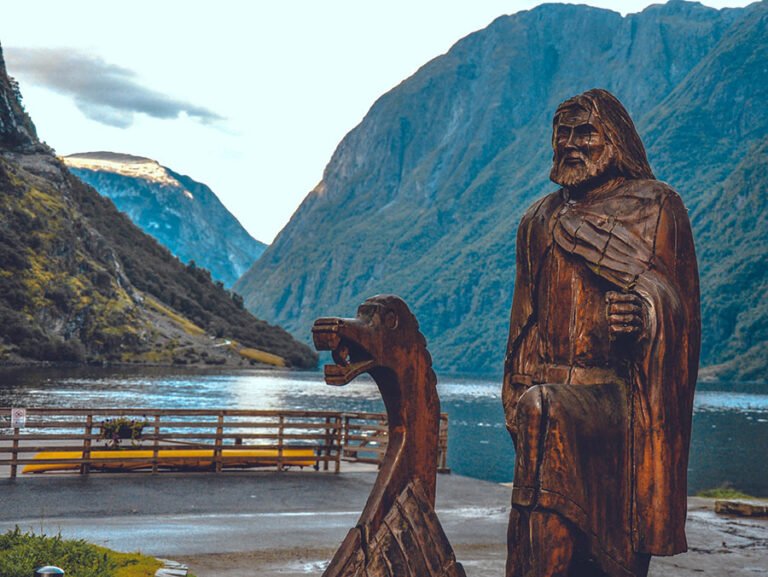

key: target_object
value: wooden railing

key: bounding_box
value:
[0,408,449,478]
[339,412,450,473]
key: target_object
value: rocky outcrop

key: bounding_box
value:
[0,46,46,152]
[235,1,768,382]
[64,152,266,288]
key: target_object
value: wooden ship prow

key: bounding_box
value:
[312,295,466,577]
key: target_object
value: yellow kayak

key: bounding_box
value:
[23,448,318,473]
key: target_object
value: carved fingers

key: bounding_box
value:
[606,291,644,339]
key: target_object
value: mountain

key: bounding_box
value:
[62,152,265,288]
[235,1,768,383]
[0,45,316,369]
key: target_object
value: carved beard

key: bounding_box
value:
[550,144,616,190]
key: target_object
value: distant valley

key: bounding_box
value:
[63,152,265,288]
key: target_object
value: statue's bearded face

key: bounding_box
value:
[550,105,615,190]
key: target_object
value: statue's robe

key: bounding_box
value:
[503,179,700,575]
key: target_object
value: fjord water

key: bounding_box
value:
[1,366,766,496]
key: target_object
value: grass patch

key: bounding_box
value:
[145,296,206,336]
[234,344,286,367]
[0,527,162,577]
[106,548,163,577]
[696,485,755,499]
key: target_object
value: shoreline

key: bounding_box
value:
[0,360,317,372]
[3,362,766,389]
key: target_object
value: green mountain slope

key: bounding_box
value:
[692,139,768,382]
[236,1,767,382]
[64,152,266,288]
[643,1,768,382]
[0,45,316,369]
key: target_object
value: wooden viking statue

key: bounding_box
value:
[502,88,700,577]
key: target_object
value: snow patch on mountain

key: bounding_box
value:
[62,152,190,196]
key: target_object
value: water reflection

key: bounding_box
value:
[694,390,768,413]
[0,367,765,494]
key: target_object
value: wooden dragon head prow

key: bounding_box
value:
[313,294,433,387]
[312,295,465,577]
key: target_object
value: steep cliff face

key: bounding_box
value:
[649,2,768,382]
[236,1,768,381]
[692,141,768,382]
[64,152,266,288]
[0,48,40,152]
[0,44,316,368]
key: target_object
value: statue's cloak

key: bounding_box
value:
[503,179,700,557]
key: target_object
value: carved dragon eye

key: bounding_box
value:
[384,310,398,330]
[358,304,375,322]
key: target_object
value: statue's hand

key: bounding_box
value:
[606,291,644,340]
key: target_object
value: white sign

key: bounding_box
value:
[10,408,26,429]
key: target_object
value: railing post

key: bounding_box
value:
[10,428,19,479]
[323,416,330,471]
[152,414,160,474]
[214,413,224,473]
[334,416,342,474]
[343,415,350,459]
[438,414,450,473]
[81,414,93,476]
[380,415,389,468]
[277,415,284,472]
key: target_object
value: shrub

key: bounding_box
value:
[696,484,754,499]
[98,416,149,448]
[0,527,161,577]
[0,528,112,577]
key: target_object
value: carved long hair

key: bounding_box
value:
[553,88,655,181]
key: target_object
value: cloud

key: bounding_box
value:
[4,47,224,128]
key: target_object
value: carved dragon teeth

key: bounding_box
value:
[332,343,351,367]
[313,317,343,328]
[323,358,376,386]
[313,317,376,386]
[324,337,375,386]
[312,318,343,351]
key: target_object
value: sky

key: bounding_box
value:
[0,0,754,243]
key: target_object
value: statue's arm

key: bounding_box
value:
[606,190,697,353]
[626,188,700,553]
[652,191,699,302]
[502,208,539,442]
[634,190,697,348]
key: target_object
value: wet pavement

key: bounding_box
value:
[1,471,765,576]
